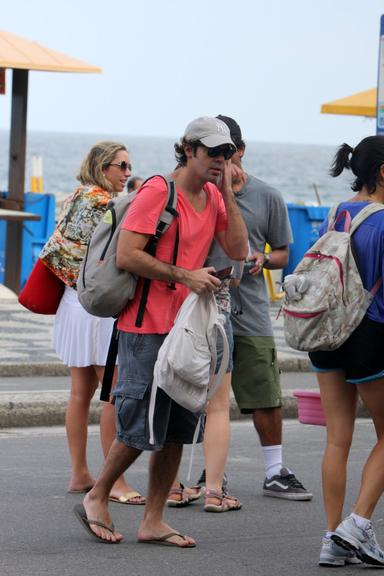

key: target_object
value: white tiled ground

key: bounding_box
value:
[0,293,308,368]
[0,297,59,364]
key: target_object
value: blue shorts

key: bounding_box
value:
[215,312,234,374]
[309,316,384,384]
[112,332,204,451]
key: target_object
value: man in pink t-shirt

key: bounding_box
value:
[76,117,248,547]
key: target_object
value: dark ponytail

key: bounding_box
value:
[330,136,384,193]
[329,143,353,177]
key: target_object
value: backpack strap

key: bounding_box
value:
[327,203,340,230]
[328,204,356,233]
[100,319,119,401]
[135,176,179,327]
[349,203,384,297]
[330,209,352,232]
[350,202,384,234]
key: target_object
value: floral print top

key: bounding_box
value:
[40,184,114,287]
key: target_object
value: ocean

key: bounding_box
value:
[0,130,353,208]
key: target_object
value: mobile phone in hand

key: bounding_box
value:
[212,266,233,280]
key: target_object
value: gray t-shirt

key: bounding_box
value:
[230,174,292,337]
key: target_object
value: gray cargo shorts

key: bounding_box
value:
[112,331,204,451]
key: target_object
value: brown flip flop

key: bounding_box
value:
[138,531,196,548]
[73,503,121,544]
[67,484,94,494]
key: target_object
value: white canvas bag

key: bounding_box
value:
[148,291,228,475]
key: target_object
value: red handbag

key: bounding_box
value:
[18,259,65,314]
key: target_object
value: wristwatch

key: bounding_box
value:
[263,252,271,267]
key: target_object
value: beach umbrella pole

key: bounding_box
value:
[4,68,29,293]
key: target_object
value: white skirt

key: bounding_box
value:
[53,286,116,367]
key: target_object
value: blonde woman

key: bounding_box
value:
[40,142,145,504]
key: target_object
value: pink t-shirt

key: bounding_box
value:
[118,176,228,334]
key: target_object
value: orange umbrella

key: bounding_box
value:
[0,30,101,292]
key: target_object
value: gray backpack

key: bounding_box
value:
[283,202,384,352]
[77,175,178,319]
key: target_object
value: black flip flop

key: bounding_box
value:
[73,503,121,544]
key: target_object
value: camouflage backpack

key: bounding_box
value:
[283,202,384,352]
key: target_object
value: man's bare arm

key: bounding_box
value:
[116,229,221,295]
[246,246,289,276]
[215,160,248,260]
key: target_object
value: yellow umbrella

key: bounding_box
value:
[321,88,376,118]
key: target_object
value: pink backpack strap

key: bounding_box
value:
[329,209,352,232]
[370,277,383,297]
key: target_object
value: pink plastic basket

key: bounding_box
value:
[293,390,325,426]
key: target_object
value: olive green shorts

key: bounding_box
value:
[232,335,282,413]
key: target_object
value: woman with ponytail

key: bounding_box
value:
[309,136,384,567]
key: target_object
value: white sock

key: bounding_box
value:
[351,512,371,530]
[262,445,283,478]
[325,531,333,539]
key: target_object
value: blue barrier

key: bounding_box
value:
[0,196,327,288]
[0,192,56,288]
[284,203,330,276]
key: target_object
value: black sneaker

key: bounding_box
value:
[221,472,229,496]
[196,469,229,495]
[196,469,206,487]
[263,467,312,500]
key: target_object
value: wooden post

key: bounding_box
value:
[4,69,29,293]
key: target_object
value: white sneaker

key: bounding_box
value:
[332,515,384,567]
[319,536,361,567]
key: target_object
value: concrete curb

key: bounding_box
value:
[0,392,369,429]
[0,355,312,378]
[0,363,70,377]
[0,391,101,428]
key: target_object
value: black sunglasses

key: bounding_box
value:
[204,145,236,160]
[108,161,132,172]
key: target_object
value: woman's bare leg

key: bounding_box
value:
[96,365,145,502]
[318,371,357,530]
[204,373,231,491]
[352,378,384,518]
[67,366,98,491]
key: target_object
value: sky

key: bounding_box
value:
[0,0,383,146]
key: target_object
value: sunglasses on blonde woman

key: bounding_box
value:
[107,161,132,172]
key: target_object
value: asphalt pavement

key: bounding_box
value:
[0,288,370,427]
[0,419,382,576]
[0,287,379,575]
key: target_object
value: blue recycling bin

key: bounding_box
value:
[0,192,56,288]
[284,203,330,276]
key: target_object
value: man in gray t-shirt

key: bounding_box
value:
[218,115,312,501]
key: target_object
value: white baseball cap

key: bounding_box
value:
[184,116,236,149]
